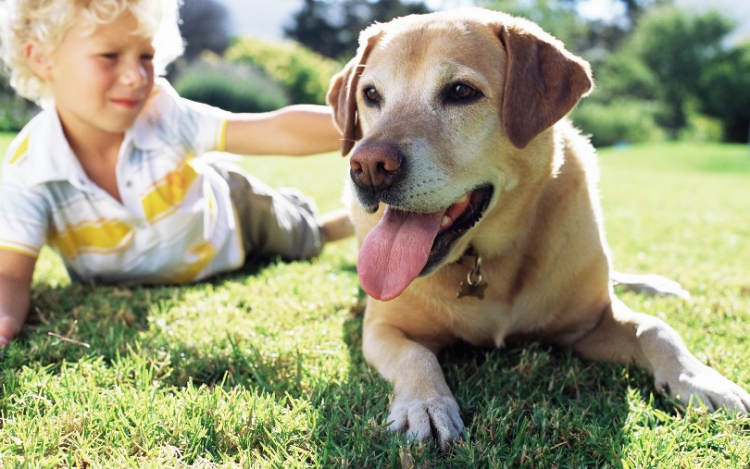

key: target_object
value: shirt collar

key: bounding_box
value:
[23,80,169,187]
[24,109,90,189]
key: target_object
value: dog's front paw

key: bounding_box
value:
[388,394,464,451]
[656,363,750,414]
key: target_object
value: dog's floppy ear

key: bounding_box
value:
[495,20,593,149]
[326,27,383,156]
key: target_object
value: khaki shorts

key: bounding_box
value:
[212,162,324,264]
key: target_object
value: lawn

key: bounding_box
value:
[1,134,749,468]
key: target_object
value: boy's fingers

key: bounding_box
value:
[0,316,22,345]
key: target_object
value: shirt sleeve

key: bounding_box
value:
[148,78,230,156]
[0,178,48,259]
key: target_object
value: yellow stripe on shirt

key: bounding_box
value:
[49,219,134,259]
[141,156,199,223]
[217,119,229,152]
[0,239,40,258]
[169,241,216,284]
[8,134,30,165]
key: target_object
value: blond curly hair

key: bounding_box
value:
[0,0,184,102]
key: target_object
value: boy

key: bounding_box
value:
[0,0,353,345]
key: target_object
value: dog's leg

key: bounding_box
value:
[363,320,464,451]
[611,271,691,300]
[572,298,750,413]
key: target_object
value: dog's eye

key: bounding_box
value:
[446,83,480,102]
[364,87,381,105]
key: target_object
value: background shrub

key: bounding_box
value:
[677,111,725,143]
[0,75,38,132]
[172,55,290,113]
[571,99,665,147]
[0,95,37,132]
[225,38,341,105]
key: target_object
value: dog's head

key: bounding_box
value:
[327,9,593,301]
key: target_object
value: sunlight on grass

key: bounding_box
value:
[1,133,749,467]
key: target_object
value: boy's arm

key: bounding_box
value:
[0,250,35,345]
[224,105,342,156]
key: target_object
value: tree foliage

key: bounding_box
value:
[482,0,590,51]
[610,7,737,138]
[698,40,750,142]
[481,0,674,57]
[179,0,232,62]
[284,0,431,60]
[483,1,747,143]
[559,0,673,25]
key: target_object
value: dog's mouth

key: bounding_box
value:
[357,185,493,301]
[426,185,493,273]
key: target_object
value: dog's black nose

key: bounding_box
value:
[350,142,404,190]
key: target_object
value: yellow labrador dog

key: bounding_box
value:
[327,8,750,450]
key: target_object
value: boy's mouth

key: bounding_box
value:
[110,98,141,109]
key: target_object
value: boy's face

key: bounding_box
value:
[40,11,156,141]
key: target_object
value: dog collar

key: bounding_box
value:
[457,247,488,300]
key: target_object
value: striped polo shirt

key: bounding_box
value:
[0,78,246,284]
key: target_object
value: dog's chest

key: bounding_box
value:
[434,294,515,348]
[402,264,495,346]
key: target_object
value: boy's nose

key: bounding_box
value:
[121,62,149,86]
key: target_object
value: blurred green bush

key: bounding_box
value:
[0,75,38,132]
[571,99,666,147]
[172,55,290,113]
[225,37,341,105]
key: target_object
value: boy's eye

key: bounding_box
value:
[140,54,154,61]
[100,53,118,59]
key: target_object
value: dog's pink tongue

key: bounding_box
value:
[358,207,444,301]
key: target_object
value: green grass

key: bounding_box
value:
[1,134,749,467]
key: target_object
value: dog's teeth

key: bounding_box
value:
[441,215,451,227]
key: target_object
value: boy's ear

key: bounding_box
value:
[24,40,53,81]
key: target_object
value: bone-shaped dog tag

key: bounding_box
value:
[457,278,488,299]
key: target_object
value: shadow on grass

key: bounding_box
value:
[0,265,670,468]
[0,282,187,369]
[331,307,670,468]
[0,251,356,376]
[441,342,638,467]
[0,255,306,369]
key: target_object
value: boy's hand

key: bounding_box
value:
[0,314,23,346]
[0,250,35,345]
